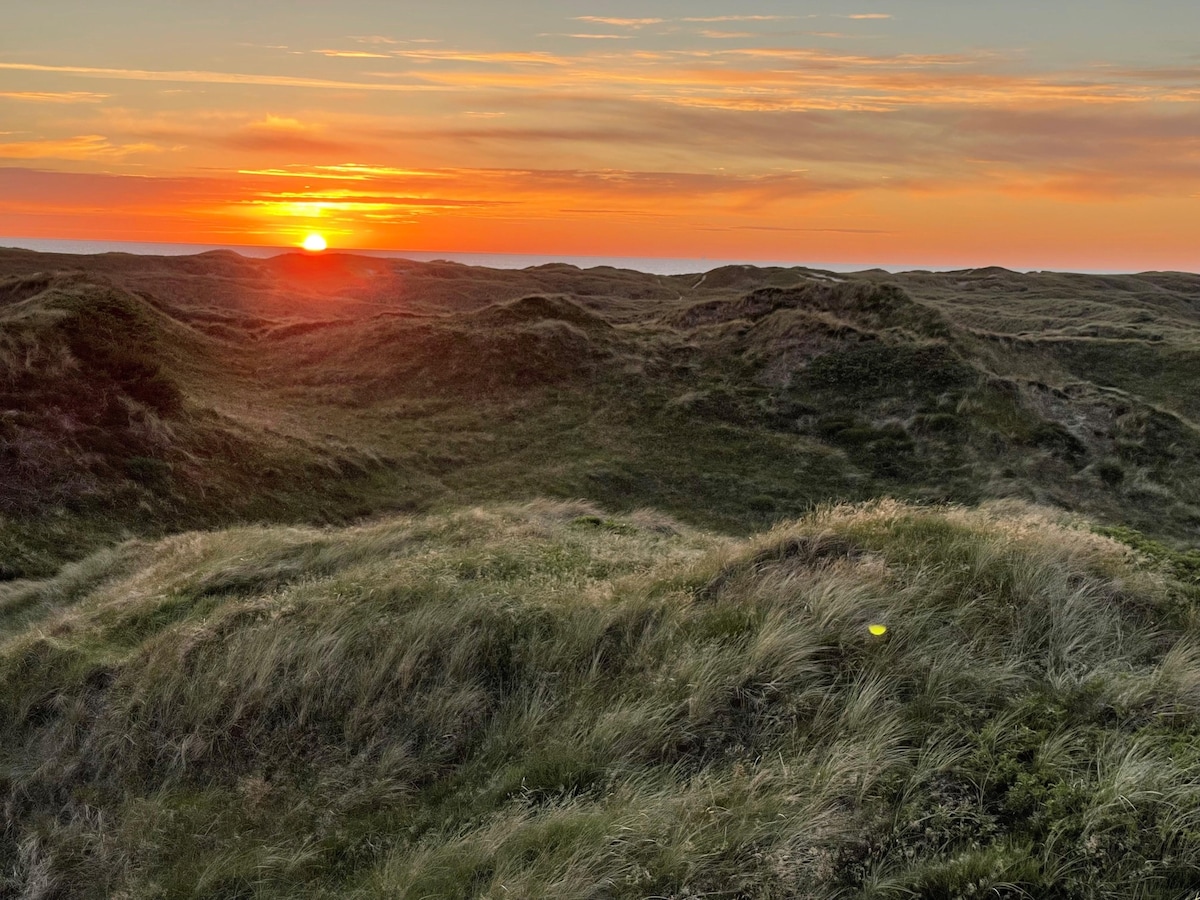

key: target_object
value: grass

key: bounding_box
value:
[2,499,1199,898]
[4,251,1200,896]
[5,257,1200,578]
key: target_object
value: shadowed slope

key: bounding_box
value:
[2,249,1199,581]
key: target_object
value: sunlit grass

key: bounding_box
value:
[2,499,1198,897]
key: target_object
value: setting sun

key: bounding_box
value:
[302,234,327,252]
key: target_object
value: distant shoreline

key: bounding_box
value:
[0,237,851,275]
[2,237,1186,277]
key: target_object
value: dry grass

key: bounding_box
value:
[2,499,1198,898]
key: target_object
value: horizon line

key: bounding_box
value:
[1,235,1195,278]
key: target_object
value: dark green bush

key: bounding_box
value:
[1095,458,1125,486]
[125,456,173,487]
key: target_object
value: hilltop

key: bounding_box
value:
[2,500,1199,897]
[2,249,1200,897]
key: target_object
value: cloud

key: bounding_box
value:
[0,91,110,103]
[699,224,892,233]
[388,49,570,65]
[0,167,213,216]
[239,164,453,180]
[572,17,664,28]
[384,44,1200,119]
[2,129,1197,269]
[713,47,982,67]
[16,47,1182,125]
[224,116,352,154]
[0,163,858,242]
[844,14,893,19]
[680,16,798,22]
[245,191,508,208]
[39,44,1189,196]
[540,34,634,40]
[0,134,159,160]
[313,49,392,58]
[9,39,1200,216]
[0,62,450,92]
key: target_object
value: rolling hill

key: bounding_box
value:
[2,249,1198,579]
[2,247,1199,897]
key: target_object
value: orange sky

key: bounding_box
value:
[3,2,1200,270]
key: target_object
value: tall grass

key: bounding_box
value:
[1,499,1198,897]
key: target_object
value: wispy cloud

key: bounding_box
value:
[349,35,443,45]
[238,164,453,180]
[540,34,634,41]
[680,15,799,22]
[0,91,110,103]
[0,62,449,92]
[572,17,664,28]
[389,49,570,65]
[313,49,392,58]
[224,116,352,154]
[8,28,1200,258]
[0,134,159,160]
[0,163,856,240]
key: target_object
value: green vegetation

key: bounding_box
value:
[2,500,1198,898]
[3,250,1200,896]
[4,255,1200,578]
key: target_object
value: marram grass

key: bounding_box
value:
[1,499,1199,898]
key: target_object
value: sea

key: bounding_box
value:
[0,237,937,276]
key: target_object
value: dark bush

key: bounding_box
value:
[912,412,965,435]
[126,371,184,416]
[1095,458,1125,486]
[125,456,173,487]
[1028,421,1087,462]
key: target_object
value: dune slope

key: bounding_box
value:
[2,251,1199,578]
[2,500,1199,897]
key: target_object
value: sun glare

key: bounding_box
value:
[302,233,327,252]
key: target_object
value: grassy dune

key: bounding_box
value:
[4,252,1200,580]
[3,500,1199,898]
[3,250,1200,896]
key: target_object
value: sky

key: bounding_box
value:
[2,1,1200,270]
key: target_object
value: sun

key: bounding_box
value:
[302,233,327,252]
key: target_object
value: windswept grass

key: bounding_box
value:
[5,252,1200,895]
[2,499,1198,898]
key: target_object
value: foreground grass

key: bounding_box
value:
[2,499,1199,898]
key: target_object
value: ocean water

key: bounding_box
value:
[0,237,914,276]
